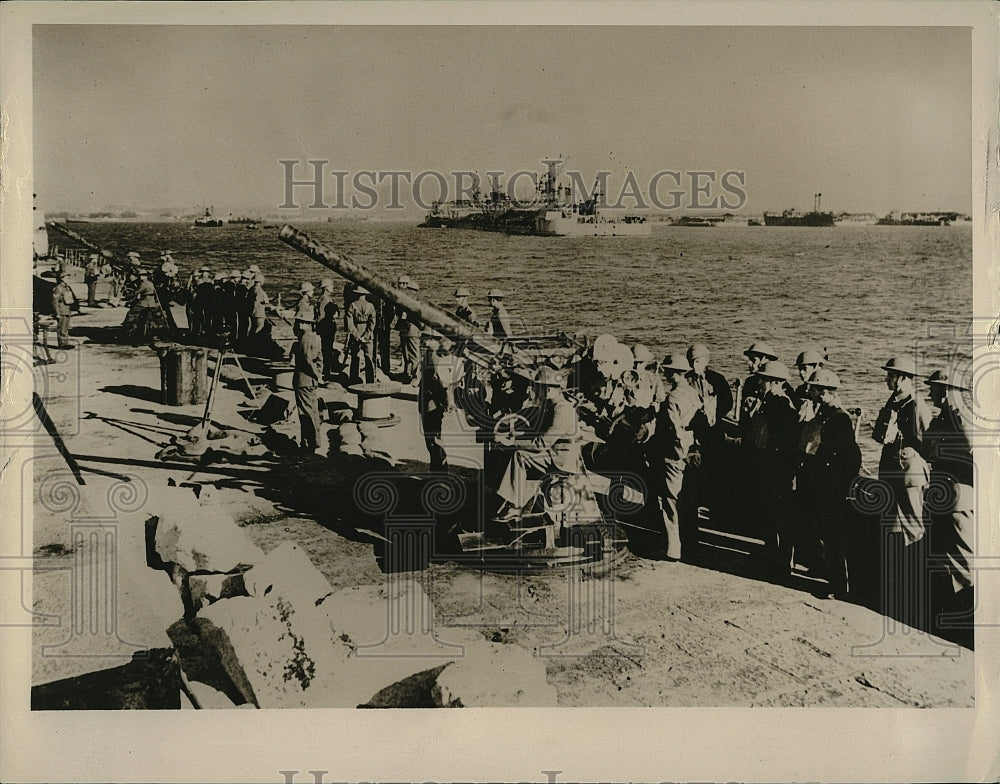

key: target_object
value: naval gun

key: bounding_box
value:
[279,225,633,570]
[277,224,582,376]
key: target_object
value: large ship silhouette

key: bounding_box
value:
[419,160,650,237]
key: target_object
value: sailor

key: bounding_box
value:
[485,289,514,340]
[454,287,479,327]
[346,286,377,384]
[84,253,102,307]
[923,369,974,647]
[752,360,800,581]
[51,270,78,349]
[420,337,463,472]
[646,353,702,561]
[315,283,341,380]
[872,356,932,626]
[796,369,862,599]
[290,312,324,453]
[493,366,579,521]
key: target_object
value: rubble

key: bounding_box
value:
[151,489,264,573]
[243,540,335,608]
[432,641,558,707]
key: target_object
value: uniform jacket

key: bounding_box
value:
[924,400,973,490]
[347,297,376,344]
[650,381,701,462]
[52,281,77,316]
[874,391,932,480]
[486,303,514,340]
[686,367,734,435]
[798,403,862,500]
[291,331,323,389]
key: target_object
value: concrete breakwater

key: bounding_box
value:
[26,275,974,708]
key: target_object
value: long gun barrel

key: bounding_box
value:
[277,224,509,361]
[48,222,126,270]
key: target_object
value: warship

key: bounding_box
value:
[763,193,836,226]
[420,160,651,237]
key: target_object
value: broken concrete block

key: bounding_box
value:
[188,572,248,612]
[153,504,264,574]
[432,641,558,707]
[195,595,351,708]
[243,541,334,609]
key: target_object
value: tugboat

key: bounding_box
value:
[193,207,225,227]
[763,193,836,226]
[420,160,651,237]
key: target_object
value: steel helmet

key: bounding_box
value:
[632,344,653,365]
[880,357,917,377]
[659,353,691,373]
[795,349,825,367]
[455,287,471,297]
[805,368,840,389]
[744,341,778,360]
[756,360,790,382]
[925,369,970,392]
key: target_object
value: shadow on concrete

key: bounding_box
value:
[99,384,164,405]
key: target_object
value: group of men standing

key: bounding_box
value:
[562,336,974,643]
[185,264,272,344]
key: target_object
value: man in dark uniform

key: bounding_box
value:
[872,356,932,627]
[316,290,341,381]
[923,369,974,648]
[751,360,800,581]
[797,369,862,599]
[791,349,825,405]
[739,340,779,428]
[290,313,324,452]
[485,289,514,340]
[683,342,735,528]
[454,287,478,326]
[373,293,395,376]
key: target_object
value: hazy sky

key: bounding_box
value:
[34,25,972,215]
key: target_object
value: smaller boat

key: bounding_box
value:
[194,208,225,227]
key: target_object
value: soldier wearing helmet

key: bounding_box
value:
[797,368,862,599]
[872,356,932,626]
[315,277,341,378]
[923,368,974,647]
[485,289,514,340]
[751,360,800,581]
[493,365,579,522]
[646,353,702,561]
[346,287,377,384]
[454,287,478,327]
